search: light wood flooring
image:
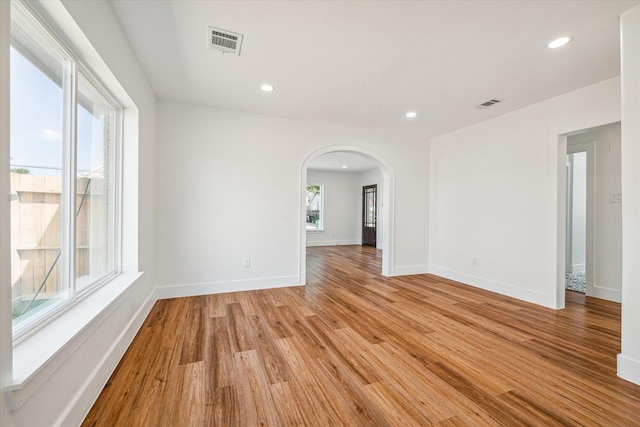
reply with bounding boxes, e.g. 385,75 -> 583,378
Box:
82,245 -> 640,426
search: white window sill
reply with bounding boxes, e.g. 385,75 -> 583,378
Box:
6,271 -> 144,409
306,229 -> 325,233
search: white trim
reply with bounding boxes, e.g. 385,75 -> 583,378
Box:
618,353 -> 640,385
7,272 -> 144,409
154,275 -> 302,300
392,264 -> 430,276
429,265 -> 552,308
590,286 -> 622,303
620,6 -> 640,387
556,135 -> 568,309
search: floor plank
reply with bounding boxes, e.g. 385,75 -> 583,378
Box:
82,245 -> 640,426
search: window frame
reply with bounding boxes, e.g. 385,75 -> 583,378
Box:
306,184 -> 324,232
73,68 -> 123,294
10,0 -> 123,340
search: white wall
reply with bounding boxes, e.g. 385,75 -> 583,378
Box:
0,1 -> 157,426
429,77 -> 621,309
155,100 -> 430,297
306,170 -> 361,246
568,124 -> 622,301
619,5 -> 640,386
594,124 -> 622,299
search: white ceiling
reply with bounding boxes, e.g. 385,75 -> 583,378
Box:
110,0 -> 638,140
308,152 -> 378,173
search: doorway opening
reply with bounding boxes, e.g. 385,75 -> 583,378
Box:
557,122 -> 621,308
299,147 -> 394,283
565,150 -> 587,293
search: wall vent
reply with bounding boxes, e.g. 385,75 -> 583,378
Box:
209,27 -> 243,55
475,99 -> 502,109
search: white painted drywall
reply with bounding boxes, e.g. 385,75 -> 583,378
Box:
0,1 -> 158,426
306,170 -> 361,246
429,77 -> 621,309
594,124 -> 622,300
619,5 -> 640,386
568,124 -> 622,302
155,100 -> 430,295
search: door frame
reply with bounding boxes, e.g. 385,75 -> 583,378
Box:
557,121 -> 621,308
565,154 -> 574,273
300,146 -> 395,282
362,184 -> 377,247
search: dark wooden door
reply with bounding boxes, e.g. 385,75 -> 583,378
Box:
362,184 -> 377,247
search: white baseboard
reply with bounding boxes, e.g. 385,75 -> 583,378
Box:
59,289 -> 156,427
391,264 -> 430,276
306,240 -> 360,247
618,353 -> 640,386
589,285 -> 622,303
154,275 -> 303,300
428,265 -> 552,308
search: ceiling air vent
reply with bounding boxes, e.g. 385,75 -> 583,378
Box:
208,26 -> 243,55
475,99 -> 502,109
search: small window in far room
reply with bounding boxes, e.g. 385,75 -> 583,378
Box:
306,184 -> 323,230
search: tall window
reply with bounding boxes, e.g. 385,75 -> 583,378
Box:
306,185 -> 323,230
10,2 -> 120,334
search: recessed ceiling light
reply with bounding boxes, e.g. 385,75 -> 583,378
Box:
406,111 -> 417,118
547,37 -> 571,49
341,165 -> 348,169
260,84 -> 275,92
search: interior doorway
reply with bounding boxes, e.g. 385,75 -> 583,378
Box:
362,184 -> 377,247
565,150 -> 587,293
558,122 -> 622,306
300,147 -> 394,282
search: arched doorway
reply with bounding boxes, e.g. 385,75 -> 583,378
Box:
299,146 -> 395,284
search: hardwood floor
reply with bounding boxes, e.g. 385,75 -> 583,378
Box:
82,245 -> 640,426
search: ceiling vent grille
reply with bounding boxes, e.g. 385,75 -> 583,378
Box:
209,27 -> 243,55
475,99 -> 502,109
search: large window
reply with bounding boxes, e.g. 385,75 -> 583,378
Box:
9,2 -> 120,335
306,185 -> 323,230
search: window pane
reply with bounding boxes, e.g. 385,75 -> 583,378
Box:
306,185 -> 322,230
10,10 -> 71,327
364,187 -> 376,227
75,75 -> 115,291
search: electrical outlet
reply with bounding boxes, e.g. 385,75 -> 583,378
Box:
472,257 -> 478,266
243,258 -> 251,268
